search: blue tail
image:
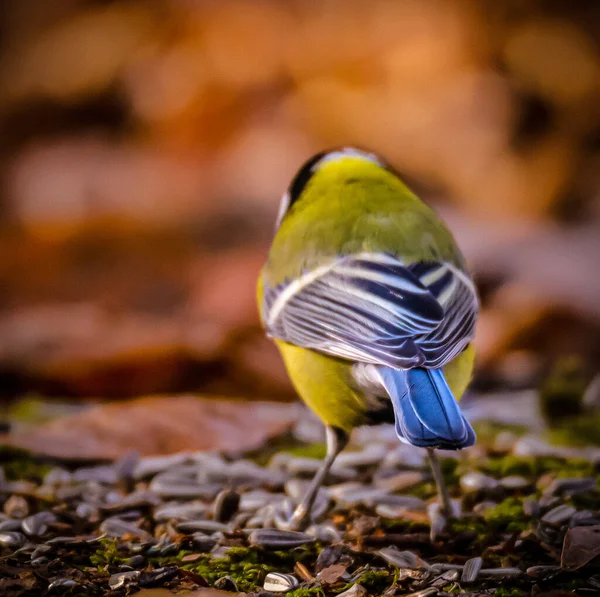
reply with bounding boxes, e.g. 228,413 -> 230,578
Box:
377,367 -> 475,450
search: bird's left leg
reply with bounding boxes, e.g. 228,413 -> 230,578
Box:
282,425 -> 348,532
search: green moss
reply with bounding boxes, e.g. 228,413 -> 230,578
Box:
282,443 -> 327,460
482,454 -> 593,479
548,413 -> 600,446
495,587 -> 524,597
90,539 -> 126,568
447,516 -> 487,537
350,569 -> 393,594
0,445 -> 51,482
539,355 -> 587,423
484,497 -> 529,534
288,588 -> 326,597
181,545 -> 320,592
247,432 -> 326,465
472,421 -> 528,447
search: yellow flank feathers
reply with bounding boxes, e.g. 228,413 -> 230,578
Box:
275,340 -> 368,432
443,344 -> 476,401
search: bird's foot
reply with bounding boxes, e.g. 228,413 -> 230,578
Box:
427,499 -> 461,541
274,504 -> 311,532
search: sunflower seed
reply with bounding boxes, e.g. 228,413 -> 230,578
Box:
461,557 -> 483,582
214,488 -> 240,523
249,528 -> 315,548
479,567 -> 522,578
500,476 -> 531,490
336,585 -> 367,597
154,502 -> 207,521
48,579 -> 80,591
239,489 -> 284,512
526,565 -> 561,579
336,444 -> 387,468
0,531 -> 25,548
541,504 -> 577,526
214,576 -> 238,591
405,589 -> 438,597
432,569 -> 459,586
459,472 -> 498,492
22,512 -> 56,536
306,522 -> 342,544
109,570 -> 141,589
543,477 -> 597,498
150,476 -> 221,500
44,468 -> 72,485
190,533 -> 217,552
176,520 -> 229,534
374,471 -> 426,492
99,517 -> 151,539
75,502 -> 98,520
263,572 -> 299,592
0,519 -> 22,532
378,547 -> 429,570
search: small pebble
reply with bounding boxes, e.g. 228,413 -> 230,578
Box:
263,572 -> 299,592
3,495 -> 29,519
249,528 -> 315,549
461,557 -> 483,583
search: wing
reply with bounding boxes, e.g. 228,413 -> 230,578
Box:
262,253 -> 478,369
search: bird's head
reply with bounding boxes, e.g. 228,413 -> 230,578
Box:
274,147 -> 397,229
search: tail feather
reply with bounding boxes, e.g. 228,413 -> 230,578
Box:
377,366 -> 475,450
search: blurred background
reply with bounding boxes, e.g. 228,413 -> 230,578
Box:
1,0 -> 600,456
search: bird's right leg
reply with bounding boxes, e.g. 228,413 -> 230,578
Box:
426,447 -> 454,517
282,425 -> 348,532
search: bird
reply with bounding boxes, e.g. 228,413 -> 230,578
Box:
257,147 -> 478,531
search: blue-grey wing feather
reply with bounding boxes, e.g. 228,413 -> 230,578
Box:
262,253 -> 477,369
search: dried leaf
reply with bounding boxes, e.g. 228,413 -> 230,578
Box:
561,525 -> 600,570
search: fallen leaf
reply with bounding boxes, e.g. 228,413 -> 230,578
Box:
4,395 -> 300,459
561,525 -> 600,570
319,564 -> 347,585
